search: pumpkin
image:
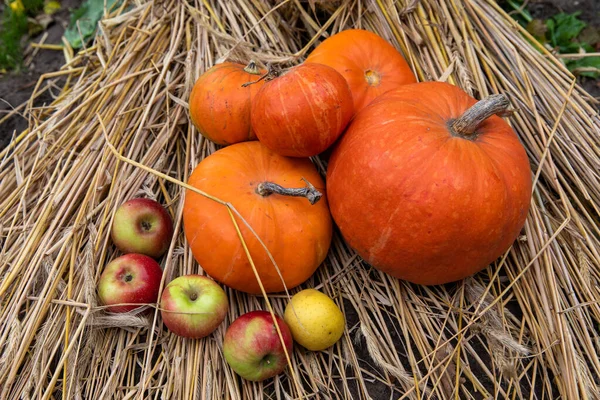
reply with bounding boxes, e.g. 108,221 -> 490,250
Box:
188,61 -> 265,145
251,63 -> 353,158
326,82 -> 532,285
183,141 -> 332,294
305,29 -> 416,113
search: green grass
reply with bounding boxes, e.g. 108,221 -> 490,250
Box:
0,0 -> 45,71
502,0 -> 600,78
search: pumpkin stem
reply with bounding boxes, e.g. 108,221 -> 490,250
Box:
243,60 -> 262,75
255,178 -> 322,205
242,63 -> 281,87
449,94 -> 511,137
364,69 -> 381,87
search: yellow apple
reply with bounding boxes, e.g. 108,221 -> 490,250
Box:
283,289 -> 344,351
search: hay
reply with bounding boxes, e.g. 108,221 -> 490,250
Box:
1,0 -> 599,398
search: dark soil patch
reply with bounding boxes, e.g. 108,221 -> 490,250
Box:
0,0 -> 81,150
528,0 -> 600,100
528,0 -> 600,26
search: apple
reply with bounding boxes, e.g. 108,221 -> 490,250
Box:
283,289 -> 345,351
160,275 -> 228,338
223,311 -> 293,382
98,253 -> 163,313
111,198 -> 174,258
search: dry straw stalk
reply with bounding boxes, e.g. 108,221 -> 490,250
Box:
1,0 -> 599,399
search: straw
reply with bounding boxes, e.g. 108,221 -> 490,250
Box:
0,0 -> 599,398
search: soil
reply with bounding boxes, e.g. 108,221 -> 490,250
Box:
0,0 -> 81,150
528,0 -> 600,100
528,0 -> 600,25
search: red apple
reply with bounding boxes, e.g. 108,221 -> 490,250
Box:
223,311 -> 293,382
97,253 -> 163,313
111,198 -> 173,258
160,275 -> 228,338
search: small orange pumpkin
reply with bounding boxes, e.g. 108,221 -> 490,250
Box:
183,141 -> 332,294
305,29 -> 416,113
251,63 -> 353,158
327,82 -> 532,285
188,62 -> 265,145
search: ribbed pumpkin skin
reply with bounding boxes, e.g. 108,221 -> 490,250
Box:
183,141 -> 333,294
189,62 -> 265,145
251,63 -> 353,158
326,82 -> 532,285
305,29 -> 416,113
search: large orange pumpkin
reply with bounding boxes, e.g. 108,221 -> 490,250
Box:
326,82 -> 532,285
188,62 -> 265,145
305,29 -> 416,113
251,63 -> 353,158
183,141 -> 332,294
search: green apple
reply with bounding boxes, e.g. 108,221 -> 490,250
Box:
160,275 -> 228,338
111,198 -> 174,258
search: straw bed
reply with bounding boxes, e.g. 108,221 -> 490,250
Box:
0,0 -> 599,398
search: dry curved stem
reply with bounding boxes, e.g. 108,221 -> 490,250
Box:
98,116 -> 303,395
449,94 -> 510,137
256,178 -> 322,205
98,125 -> 292,301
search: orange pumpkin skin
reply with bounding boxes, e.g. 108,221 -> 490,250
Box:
189,62 -> 265,145
183,141 -> 332,294
305,29 -> 416,113
326,82 -> 532,285
251,63 -> 353,158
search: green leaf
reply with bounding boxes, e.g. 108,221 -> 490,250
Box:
567,56 -> 600,78
0,6 -> 29,70
64,0 -> 120,49
546,12 -> 587,52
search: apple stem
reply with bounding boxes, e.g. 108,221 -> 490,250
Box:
255,178 -> 322,205
261,355 -> 272,366
141,220 -> 152,231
